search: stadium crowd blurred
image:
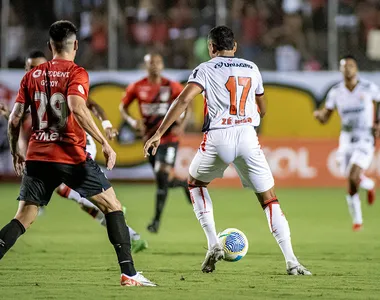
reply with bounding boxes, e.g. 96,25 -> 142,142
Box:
2,0 -> 380,70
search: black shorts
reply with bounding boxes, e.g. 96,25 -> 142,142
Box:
18,156 -> 111,206
148,142 -> 179,168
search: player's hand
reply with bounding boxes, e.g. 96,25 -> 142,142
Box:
105,127 -> 119,140
0,102 -> 10,119
134,119 -> 146,137
102,142 -> 117,170
144,133 -> 161,157
313,110 -> 324,122
12,152 -> 25,177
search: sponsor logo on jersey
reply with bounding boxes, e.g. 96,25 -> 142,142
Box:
341,107 -> 364,114
141,103 -> 169,116
32,70 -> 70,78
214,62 -> 253,69
34,131 -> 61,142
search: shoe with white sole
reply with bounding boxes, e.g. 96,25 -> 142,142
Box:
120,272 -> 156,286
201,244 -> 224,273
287,262 -> 312,276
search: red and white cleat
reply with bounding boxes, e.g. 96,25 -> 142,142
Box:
120,272 -> 156,287
367,188 -> 376,206
352,224 -> 363,232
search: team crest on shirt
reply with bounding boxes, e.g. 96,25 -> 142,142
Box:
159,86 -> 171,102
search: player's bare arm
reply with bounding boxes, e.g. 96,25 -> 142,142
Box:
68,95 -> 116,170
119,102 -> 146,136
172,105 -> 192,136
87,98 -> 118,140
144,83 -> 202,156
8,102 -> 26,176
313,108 -> 333,124
256,95 -> 266,118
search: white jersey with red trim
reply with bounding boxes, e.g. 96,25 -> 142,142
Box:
188,56 -> 264,132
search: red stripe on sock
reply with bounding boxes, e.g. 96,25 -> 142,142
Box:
199,187 -> 206,209
57,185 -> 71,198
269,203 -> 274,232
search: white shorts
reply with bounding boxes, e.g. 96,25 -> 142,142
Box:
336,132 -> 374,176
86,134 -> 97,159
189,126 -> 274,193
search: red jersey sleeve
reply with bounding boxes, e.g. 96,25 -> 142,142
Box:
171,81 -> 184,99
68,67 -> 89,100
122,83 -> 136,108
15,74 -> 29,105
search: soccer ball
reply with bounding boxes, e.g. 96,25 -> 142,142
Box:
218,228 -> 249,262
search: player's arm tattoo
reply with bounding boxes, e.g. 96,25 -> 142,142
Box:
87,98 -> 107,121
8,102 -> 25,154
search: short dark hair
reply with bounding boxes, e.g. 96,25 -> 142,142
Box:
49,20 -> 78,52
27,50 -> 46,60
208,26 -> 235,51
341,54 -> 357,63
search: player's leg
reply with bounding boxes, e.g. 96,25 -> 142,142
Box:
345,146 -> 374,230
234,127 -> 311,275
0,161 -> 57,260
147,144 -> 172,233
188,132 -> 229,273
0,201 -> 35,259
64,157 -> 154,286
346,164 -> 364,230
359,174 -> 375,205
57,180 -> 147,251
165,142 -> 192,204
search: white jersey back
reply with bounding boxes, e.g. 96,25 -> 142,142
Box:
325,80 -> 380,132
188,56 -> 264,132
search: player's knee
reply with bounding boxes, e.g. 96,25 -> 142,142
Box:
187,175 -> 209,187
348,172 -> 360,186
156,169 -> 170,188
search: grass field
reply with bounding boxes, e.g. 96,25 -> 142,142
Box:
1,183 -> 380,299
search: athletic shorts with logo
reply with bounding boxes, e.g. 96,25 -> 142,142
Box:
17,156 -> 111,206
189,126 -> 274,193
336,131 -> 374,177
148,142 -> 178,169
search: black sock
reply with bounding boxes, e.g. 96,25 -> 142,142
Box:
154,171 -> 169,222
0,219 -> 26,260
105,211 -> 136,276
168,178 -> 192,204
168,178 -> 187,188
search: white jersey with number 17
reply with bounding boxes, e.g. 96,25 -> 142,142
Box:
188,56 -> 264,132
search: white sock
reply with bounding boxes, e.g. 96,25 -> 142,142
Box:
128,226 -> 140,241
360,175 -> 375,190
264,201 -> 298,266
346,194 -> 363,224
67,189 -> 82,202
190,187 -> 219,249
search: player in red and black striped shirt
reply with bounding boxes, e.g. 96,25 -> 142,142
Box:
120,53 -> 191,233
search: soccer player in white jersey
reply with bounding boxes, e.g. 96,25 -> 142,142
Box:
144,26 -> 311,275
314,55 -> 379,231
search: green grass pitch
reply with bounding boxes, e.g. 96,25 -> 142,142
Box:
1,183 -> 380,299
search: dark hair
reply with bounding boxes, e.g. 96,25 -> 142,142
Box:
208,26 -> 235,51
341,55 -> 357,63
49,20 -> 78,52
27,50 -> 46,60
